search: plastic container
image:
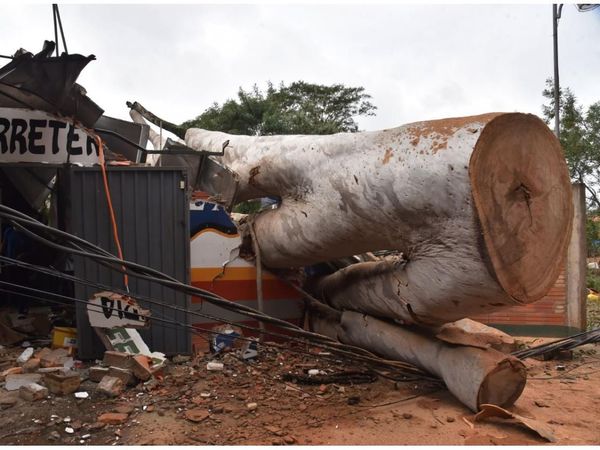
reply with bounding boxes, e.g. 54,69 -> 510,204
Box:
51,327 -> 78,349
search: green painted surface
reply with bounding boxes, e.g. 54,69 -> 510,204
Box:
489,324 -> 581,338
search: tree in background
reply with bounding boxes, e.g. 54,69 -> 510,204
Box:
542,78 -> 600,209
542,78 -> 600,258
181,81 -> 377,136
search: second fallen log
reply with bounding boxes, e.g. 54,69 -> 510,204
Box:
334,311 -> 527,412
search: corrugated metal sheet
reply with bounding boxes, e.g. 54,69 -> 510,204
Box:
59,166 -> 190,359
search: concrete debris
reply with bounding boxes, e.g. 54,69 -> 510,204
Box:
103,351 -> 132,369
206,361 -> 224,371
19,382 -> 48,401
107,366 -> 137,386
96,375 -> 125,397
16,347 -> 34,365
89,366 -> 110,382
5,373 -> 42,391
39,348 -> 71,368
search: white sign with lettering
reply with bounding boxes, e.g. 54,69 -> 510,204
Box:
0,107 -> 100,165
87,291 -> 150,329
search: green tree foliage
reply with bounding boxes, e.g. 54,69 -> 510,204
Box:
587,216 -> 600,257
181,81 -> 377,136
542,78 -> 600,209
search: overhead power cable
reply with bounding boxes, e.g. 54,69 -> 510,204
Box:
0,255 -> 428,376
0,277 -> 429,378
0,205 -> 375,348
0,205 -> 426,376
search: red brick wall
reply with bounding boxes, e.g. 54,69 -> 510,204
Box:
471,270 -> 567,327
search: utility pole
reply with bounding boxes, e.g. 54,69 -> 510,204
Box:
552,4 -> 562,139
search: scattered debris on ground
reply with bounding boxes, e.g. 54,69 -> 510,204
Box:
0,331 -> 599,445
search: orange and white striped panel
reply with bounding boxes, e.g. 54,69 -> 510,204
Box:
189,197 -> 303,342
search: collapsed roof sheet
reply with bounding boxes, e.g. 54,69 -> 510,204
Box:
0,40 -> 103,127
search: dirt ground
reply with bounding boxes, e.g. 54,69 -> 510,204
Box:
1,337 -> 599,446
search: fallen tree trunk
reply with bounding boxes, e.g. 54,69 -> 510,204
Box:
185,113 -> 572,324
313,310 -> 527,412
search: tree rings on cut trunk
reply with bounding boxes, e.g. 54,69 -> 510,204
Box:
469,113 -> 573,303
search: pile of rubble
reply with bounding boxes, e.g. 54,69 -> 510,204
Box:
90,351 -> 159,397
0,332 -> 386,445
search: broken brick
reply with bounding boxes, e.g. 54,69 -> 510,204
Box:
0,367 -> 23,381
22,358 -> 41,373
97,412 -> 129,425
108,366 -> 137,386
40,348 -> 70,368
103,351 -> 132,369
89,366 -> 110,383
184,408 -> 210,423
19,382 -> 48,401
97,375 -> 124,397
44,371 -> 81,395
130,355 -> 152,381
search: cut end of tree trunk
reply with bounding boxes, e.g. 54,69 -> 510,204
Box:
477,356 -> 527,409
470,113 -> 573,304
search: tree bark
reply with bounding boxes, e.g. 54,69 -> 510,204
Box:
185,113 -> 572,324
311,310 -> 527,412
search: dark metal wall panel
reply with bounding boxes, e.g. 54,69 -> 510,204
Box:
61,166 -> 190,360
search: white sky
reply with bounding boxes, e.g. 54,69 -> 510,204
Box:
1,3 -> 599,132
